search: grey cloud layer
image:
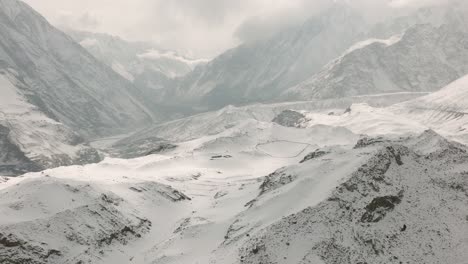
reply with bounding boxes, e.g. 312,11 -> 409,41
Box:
23,0 -> 451,58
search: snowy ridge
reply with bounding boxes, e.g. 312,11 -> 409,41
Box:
117,92 -> 425,149
392,74 -> 468,142
67,30 -> 205,80
292,74 -> 468,145
1,68 -> 468,262
1,127 -> 467,263
0,175 -> 184,263
282,20 -> 468,100
160,3 -> 369,111
154,1 -> 468,115
344,34 -> 403,54
66,29 -> 210,120
137,49 -> 209,69
235,131 -> 468,264
0,117 -> 360,263
1,0 -> 468,263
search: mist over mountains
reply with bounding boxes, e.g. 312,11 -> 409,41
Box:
0,0 -> 467,263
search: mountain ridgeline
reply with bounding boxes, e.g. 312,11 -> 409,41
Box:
153,1 -> 468,114
0,0 -> 158,138
1,0 -> 468,263
0,0 -> 467,175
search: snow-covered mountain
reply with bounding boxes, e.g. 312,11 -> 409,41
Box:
392,74 -> 468,142
282,19 -> 468,100
0,101 -> 363,263
161,3 -> 369,111
113,92 -> 425,156
157,1 -> 468,114
1,0 -> 468,263
66,30 -> 209,120
281,74 -> 468,145
230,131 -> 468,264
67,30 -> 207,82
1,70 -> 467,262
0,70 -> 100,176
1,125 -> 466,263
0,0 -> 157,138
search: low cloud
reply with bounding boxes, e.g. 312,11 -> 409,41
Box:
23,0 -> 453,58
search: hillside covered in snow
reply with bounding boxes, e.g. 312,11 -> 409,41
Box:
283,19 -> 468,100
1,0 -> 468,263
0,0 -> 157,138
1,124 -> 467,263
147,1 -> 468,114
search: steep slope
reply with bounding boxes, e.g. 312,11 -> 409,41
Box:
67,30 -> 209,120
231,131 -> 468,264
0,70 -> 100,176
162,3 -> 369,111
0,0 -> 156,138
392,74 -> 468,142
283,19 -> 468,100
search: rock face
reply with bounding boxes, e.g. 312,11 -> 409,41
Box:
237,131 -> 468,264
0,0 -> 156,138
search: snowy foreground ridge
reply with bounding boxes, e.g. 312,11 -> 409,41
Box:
1,75 -> 468,263
1,129 -> 467,264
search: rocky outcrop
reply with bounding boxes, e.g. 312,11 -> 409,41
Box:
239,132 -> 468,264
110,136 -> 177,159
272,110 -> 307,128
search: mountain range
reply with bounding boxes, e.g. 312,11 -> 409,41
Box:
1,0 -> 468,263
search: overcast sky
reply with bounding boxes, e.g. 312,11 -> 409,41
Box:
22,0 -> 448,58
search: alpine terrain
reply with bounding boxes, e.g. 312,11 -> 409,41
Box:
1,0 -> 467,263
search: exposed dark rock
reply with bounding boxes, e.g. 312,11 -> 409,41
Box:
259,170 -> 296,196
111,136 -> 177,159
0,124 -> 43,176
361,194 -> 403,223
354,136 -> 389,149
300,149 -> 329,163
272,110 -> 307,128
